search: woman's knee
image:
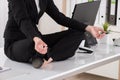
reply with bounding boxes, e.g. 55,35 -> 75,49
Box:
4,38 -> 35,63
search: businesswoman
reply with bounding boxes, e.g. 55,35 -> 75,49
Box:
4,0 -> 105,68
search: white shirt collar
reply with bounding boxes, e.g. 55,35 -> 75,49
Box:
35,0 -> 40,13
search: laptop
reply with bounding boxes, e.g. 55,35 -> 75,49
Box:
72,1 -> 101,53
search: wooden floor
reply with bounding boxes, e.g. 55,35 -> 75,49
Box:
64,73 -> 116,80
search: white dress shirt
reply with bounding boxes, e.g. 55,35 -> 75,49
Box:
35,0 -> 40,13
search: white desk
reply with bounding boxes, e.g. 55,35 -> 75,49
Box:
0,44 -> 120,80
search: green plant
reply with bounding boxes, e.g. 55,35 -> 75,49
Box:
88,0 -> 94,2
103,22 -> 110,34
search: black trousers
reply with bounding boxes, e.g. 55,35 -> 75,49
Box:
4,29 -> 84,63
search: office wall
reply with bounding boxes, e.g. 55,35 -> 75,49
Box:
0,0 -> 8,47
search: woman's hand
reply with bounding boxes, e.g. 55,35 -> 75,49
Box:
33,37 -> 48,54
85,25 -> 105,39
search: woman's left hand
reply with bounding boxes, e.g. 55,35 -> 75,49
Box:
85,25 -> 105,39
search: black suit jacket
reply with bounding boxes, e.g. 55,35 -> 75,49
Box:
4,0 -> 87,41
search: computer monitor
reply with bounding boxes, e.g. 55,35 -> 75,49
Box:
72,1 -> 101,48
72,1 -> 101,25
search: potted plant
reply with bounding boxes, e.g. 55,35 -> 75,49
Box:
102,22 -> 110,34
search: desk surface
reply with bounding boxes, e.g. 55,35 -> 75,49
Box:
0,44 -> 120,80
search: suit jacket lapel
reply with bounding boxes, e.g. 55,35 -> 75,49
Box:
29,0 -> 39,16
28,0 -> 48,23
38,0 -> 47,18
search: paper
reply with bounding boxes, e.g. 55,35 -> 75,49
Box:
0,66 -> 11,73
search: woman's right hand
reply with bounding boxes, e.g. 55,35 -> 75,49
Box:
33,37 -> 48,54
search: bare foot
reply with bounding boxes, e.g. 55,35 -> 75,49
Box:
41,57 -> 53,68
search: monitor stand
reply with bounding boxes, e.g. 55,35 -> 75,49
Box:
78,40 -> 94,54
